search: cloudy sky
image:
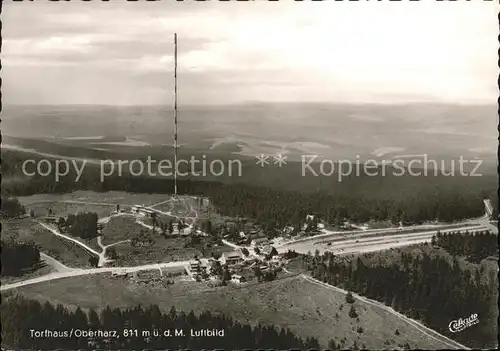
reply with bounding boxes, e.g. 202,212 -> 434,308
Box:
2,0 -> 498,105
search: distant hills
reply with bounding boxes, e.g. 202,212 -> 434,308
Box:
1,103 -> 496,163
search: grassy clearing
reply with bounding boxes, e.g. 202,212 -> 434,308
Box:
100,216 -> 144,244
18,190 -> 171,207
24,201 -> 115,221
16,274 -> 452,349
2,218 -> 95,268
101,216 -> 232,265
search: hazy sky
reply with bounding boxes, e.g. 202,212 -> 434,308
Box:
2,0 -> 498,105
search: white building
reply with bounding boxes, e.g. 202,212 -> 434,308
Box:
251,238 -> 269,247
189,260 -> 201,272
231,274 -> 245,284
220,251 -> 243,266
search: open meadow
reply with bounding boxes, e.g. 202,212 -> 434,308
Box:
18,190 -> 171,207
12,274 -> 456,350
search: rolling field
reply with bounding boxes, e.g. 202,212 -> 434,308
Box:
100,216 -> 145,245
1,218 -> 95,269
14,274 -> 454,349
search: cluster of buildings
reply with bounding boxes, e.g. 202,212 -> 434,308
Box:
188,256 -> 248,284
187,235 -> 281,285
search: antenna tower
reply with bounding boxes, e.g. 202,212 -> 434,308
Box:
173,33 -> 178,197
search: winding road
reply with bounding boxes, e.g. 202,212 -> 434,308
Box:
1,260 -> 190,291
2,196 -> 204,291
2,194 -> 494,350
36,220 -> 111,267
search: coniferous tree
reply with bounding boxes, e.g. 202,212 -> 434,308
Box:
306,248 -> 497,349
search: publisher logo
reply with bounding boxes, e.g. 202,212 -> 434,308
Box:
448,313 -> 479,333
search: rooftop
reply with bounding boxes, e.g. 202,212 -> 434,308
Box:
225,251 -> 241,259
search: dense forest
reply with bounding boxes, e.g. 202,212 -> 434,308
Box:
1,240 -> 41,276
432,230 -> 498,263
1,295 -> 321,350
305,249 -> 498,349
65,212 -> 99,239
206,184 -> 488,229
0,197 -> 26,218
2,150 -> 497,229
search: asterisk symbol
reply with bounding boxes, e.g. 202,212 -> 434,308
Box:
273,153 -> 287,167
255,154 -> 270,167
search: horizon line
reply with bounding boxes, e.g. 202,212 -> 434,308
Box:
2,101 -> 496,108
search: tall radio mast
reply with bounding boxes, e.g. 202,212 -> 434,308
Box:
173,33 -> 178,197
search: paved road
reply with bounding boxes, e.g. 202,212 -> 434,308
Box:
278,224 -> 488,255
276,202 -> 495,255
486,221 -> 498,234
144,197 -> 200,235
484,199 -> 494,218
96,236 -> 130,265
222,239 -> 240,249
9,196 -> 495,298
0,260 -> 191,291
278,223 -> 483,248
37,221 -> 101,257
280,202 -> 494,248
35,220 -> 133,267
40,253 -> 75,273
36,220 -> 112,267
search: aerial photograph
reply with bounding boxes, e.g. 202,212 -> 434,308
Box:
0,0 -> 498,350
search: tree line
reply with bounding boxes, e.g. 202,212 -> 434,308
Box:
65,212 -> 99,239
2,150 -> 496,230
305,250 -> 498,349
432,229 -> 498,263
1,240 -> 40,276
206,184 -> 487,231
1,295 -> 321,350
0,197 -> 26,218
